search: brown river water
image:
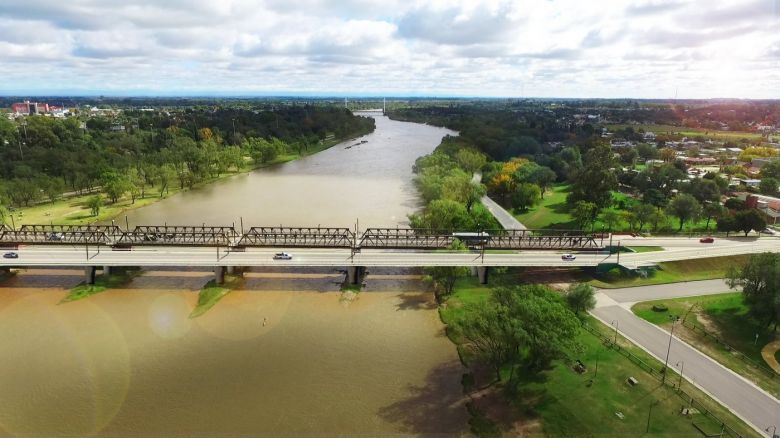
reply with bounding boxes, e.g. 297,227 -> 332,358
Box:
0,115 -> 468,436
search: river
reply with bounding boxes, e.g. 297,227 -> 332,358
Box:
0,115 -> 468,436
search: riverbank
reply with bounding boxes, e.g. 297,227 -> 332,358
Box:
4,132 -> 371,227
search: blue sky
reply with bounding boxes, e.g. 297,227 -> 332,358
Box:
0,0 -> 778,98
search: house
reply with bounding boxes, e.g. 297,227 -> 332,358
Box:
745,194 -> 780,225
738,178 -> 762,188
643,131 -> 656,141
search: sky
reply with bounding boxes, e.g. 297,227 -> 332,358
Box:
0,0 -> 778,98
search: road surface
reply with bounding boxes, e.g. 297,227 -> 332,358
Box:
592,282 -> 780,436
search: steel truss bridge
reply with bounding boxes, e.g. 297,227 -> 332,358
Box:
0,224 -> 602,251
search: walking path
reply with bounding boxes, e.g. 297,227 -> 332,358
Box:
472,173 -> 526,230
762,340 -> 780,374
590,281 -> 780,435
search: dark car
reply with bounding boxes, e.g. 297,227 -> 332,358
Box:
699,237 -> 715,243
3,252 -> 19,259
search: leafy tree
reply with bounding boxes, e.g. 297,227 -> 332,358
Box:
425,240 -> 469,301
565,283 -> 596,315
86,195 -> 103,217
567,145 -> 617,209
449,298 -> 513,382
659,147 -> 676,162
455,149 -> 487,174
572,201 -> 599,231
630,203 -> 655,231
686,179 -> 721,204
702,202 -> 724,230
724,198 -> 747,211
442,170 -> 485,212
760,160 -> 780,180
409,199 -> 472,230
102,172 -> 131,204
759,177 -> 779,197
527,166 -> 557,199
716,214 -> 738,236
727,253 -> 780,331
511,183 -> 541,212
734,209 -> 766,236
666,193 -> 702,231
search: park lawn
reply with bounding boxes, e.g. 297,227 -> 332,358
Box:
514,184 -> 575,229
632,293 -> 780,399
606,123 -> 763,142
588,254 -> 749,288
441,281 -> 759,437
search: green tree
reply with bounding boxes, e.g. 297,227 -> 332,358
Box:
102,172 -> 131,204
565,283 -> 596,315
759,177 -> 779,196
527,166 -> 557,199
455,148 -> 487,174
409,199 -> 472,230
568,145 -> 617,209
86,195 -> 103,217
630,203 -> 655,232
727,253 -> 780,331
425,240 -> 469,301
442,171 -> 485,212
600,210 -> 621,232
702,202 -> 724,230
734,209 -> 766,236
760,160 -> 780,180
716,214 -> 738,236
511,183 -> 541,212
666,194 -> 702,231
572,201 -> 599,231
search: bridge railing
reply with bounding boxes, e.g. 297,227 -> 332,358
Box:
360,228 -> 456,249
116,225 -> 239,246
485,229 -> 600,250
0,229 -> 114,245
236,227 -> 355,248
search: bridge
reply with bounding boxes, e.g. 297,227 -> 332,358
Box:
2,223 -> 778,285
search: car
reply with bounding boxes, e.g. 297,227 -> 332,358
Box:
3,252 -> 19,259
699,237 -> 715,243
561,254 -> 576,261
273,252 -> 293,260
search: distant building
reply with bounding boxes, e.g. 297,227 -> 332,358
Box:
11,101 -> 58,115
745,194 -> 780,225
643,131 -> 656,141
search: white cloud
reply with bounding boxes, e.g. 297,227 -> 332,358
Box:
0,0 -> 777,98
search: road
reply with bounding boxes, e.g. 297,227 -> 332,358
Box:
591,282 -> 780,436
1,237 -> 778,269
472,172 -> 527,230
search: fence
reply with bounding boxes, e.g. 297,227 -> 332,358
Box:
679,316 -> 777,380
581,322 -> 746,438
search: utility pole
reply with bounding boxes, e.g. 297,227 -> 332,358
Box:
662,315 -> 680,384
611,319 -> 619,344
676,361 -> 685,389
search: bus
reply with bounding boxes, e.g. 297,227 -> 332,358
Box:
452,231 -> 490,248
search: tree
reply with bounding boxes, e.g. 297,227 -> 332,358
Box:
511,183 -> 541,212
409,199 -> 472,230
102,173 -> 131,204
659,147 -> 676,162
449,298 -> 514,382
716,214 -> 738,236
567,145 -> 617,209
425,240 -> 469,301
455,149 -> 487,174
734,209 -> 766,236
86,195 -> 103,217
441,171 -> 485,212
527,166 -> 557,199
566,283 -> 596,315
724,197 -> 747,211
760,160 -> 780,180
572,201 -> 598,231
630,203 -> 655,232
666,194 -> 702,231
158,164 -> 176,197
686,179 -> 721,204
702,202 -> 724,230
759,177 -> 779,197
727,253 -> 780,331
600,210 -> 621,232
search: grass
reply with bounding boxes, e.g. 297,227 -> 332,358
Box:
441,279 -> 759,437
627,246 -> 664,253
189,277 -> 241,318
587,254 -> 749,288
632,293 -> 780,399
60,268 -> 139,303
514,184 -> 574,229
605,123 -> 764,142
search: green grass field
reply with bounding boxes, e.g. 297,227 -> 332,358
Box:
440,279 -> 759,437
588,255 -> 749,288
632,293 -> 780,399
60,269 -> 139,303
606,123 -> 764,142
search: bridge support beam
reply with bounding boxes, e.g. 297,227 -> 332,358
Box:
84,266 -> 96,285
346,266 -> 365,285
471,266 -> 478,276
477,266 -> 489,285
214,266 -> 225,285
103,265 -> 112,276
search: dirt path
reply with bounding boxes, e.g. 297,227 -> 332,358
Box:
761,340 -> 780,373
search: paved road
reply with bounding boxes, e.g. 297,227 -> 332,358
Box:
472,172 -> 527,230
592,284 -> 780,435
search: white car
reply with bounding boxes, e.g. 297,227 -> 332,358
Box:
561,254 -> 576,261
273,252 -> 293,260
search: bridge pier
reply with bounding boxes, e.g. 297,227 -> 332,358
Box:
103,265 -> 112,276
477,266 -> 489,285
84,266 -> 96,285
214,266 -> 225,285
346,266 -> 365,285
471,266 -> 478,276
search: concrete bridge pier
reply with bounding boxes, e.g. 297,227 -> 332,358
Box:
85,266 -> 97,285
471,266 -> 478,276
477,266 -> 489,285
103,266 -> 112,276
214,266 -> 225,285
346,266 -> 365,285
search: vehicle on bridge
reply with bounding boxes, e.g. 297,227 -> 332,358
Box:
699,237 -> 715,243
273,252 -> 293,260
561,254 -> 576,261
452,231 -> 490,248
3,252 -> 19,259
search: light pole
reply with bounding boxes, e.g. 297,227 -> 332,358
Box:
662,315 -> 680,384
611,319 -> 619,344
675,361 -> 685,389
766,425 -> 777,438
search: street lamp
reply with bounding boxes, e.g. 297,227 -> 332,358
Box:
675,361 -> 685,389
662,315 -> 680,384
610,319 -> 619,344
766,425 -> 777,438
